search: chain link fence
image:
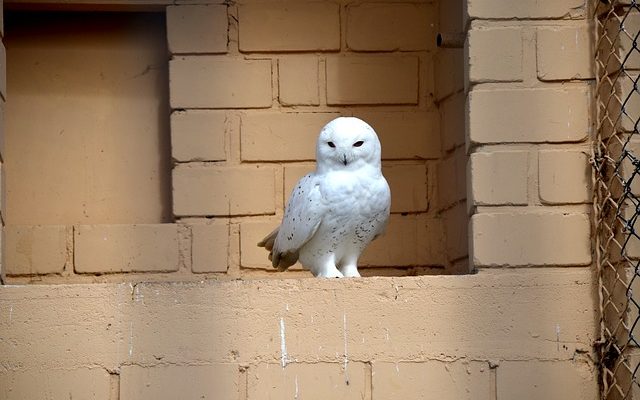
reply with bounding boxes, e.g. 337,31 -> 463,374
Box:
595,0 -> 640,398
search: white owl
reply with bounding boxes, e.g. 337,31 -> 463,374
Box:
258,117 -> 391,278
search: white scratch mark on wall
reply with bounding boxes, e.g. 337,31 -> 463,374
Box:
343,312 -> 349,385
556,323 -> 561,351
9,305 -> 13,324
294,375 -> 299,399
280,317 -> 289,368
129,321 -> 134,358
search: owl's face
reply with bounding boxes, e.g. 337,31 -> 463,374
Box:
316,117 -> 382,172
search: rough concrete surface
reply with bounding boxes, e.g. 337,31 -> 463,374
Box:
0,269 -> 598,398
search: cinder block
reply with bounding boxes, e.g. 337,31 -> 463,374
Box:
437,148 -> 467,209
467,0 -> 585,19
5,225 -> 68,275
618,75 -> 640,132
537,25 -> 593,81
239,3 -> 340,52
360,214 -> 446,267
0,43 -> 6,101
240,112 -> 340,162
278,57 -> 319,106
469,151 -> 529,205
468,27 -> 523,82
443,202 -> 469,262
240,218 -> 282,269
372,361 -> 491,400
247,362 -> 366,400
618,11 -> 640,71
471,212 -> 591,267
468,87 -> 590,144
326,56 -> 419,105
538,150 -> 590,204
350,111 -> 441,160
173,164 -> 276,216
346,3 -> 435,51
166,5 -> 228,54
191,221 -> 229,273
439,0 -> 464,33
0,368 -> 110,400
434,49 -> 464,101
382,163 -> 429,213
497,361 -> 597,400
170,57 -> 272,109
171,110 -> 226,162
74,224 -> 179,273
121,364 -> 239,400
440,92 -> 465,152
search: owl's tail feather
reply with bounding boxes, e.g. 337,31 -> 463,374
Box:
258,227 -> 298,271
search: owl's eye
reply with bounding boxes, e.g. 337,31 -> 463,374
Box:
353,141 -> 364,147
327,141 -> 336,148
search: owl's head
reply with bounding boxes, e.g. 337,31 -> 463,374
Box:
316,117 -> 382,172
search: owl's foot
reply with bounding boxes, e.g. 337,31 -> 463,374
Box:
315,266 -> 344,278
339,264 -> 361,278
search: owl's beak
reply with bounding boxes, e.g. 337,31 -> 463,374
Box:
342,154 -> 348,166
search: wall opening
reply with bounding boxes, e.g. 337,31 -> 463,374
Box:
5,11 -> 172,225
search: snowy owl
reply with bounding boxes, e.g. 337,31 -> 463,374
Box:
258,117 -> 391,278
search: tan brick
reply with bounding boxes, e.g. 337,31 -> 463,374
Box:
440,92 -> 465,151
283,163 -> 314,206
326,56 -> 419,105
247,362 -> 366,400
538,150 -> 590,204
360,214 -> 446,267
434,49 -> 464,101
537,25 -> 593,81
471,212 -> 591,267
346,3 -> 435,51
171,110 -> 226,162
497,361 -> 597,400
468,27 -> 523,82
5,225 -> 68,275
618,11 -> 640,71
278,57 -> 319,106
170,57 -> 271,109
0,43 -> 6,101
469,151 -> 529,206
173,164 -> 276,216
239,3 -> 340,52
443,202 -> 469,261
440,0 -> 464,33
383,163 -> 429,213
350,111 -> 441,160
166,5 -> 228,54
74,224 -> 179,273
468,87 -> 590,144
372,361 -> 491,400
240,112 -> 340,162
191,221 -> 229,273
0,368 -> 110,400
619,137 -> 640,196
467,0 -> 585,19
121,364 -> 239,400
240,218 -> 282,269
619,75 -> 640,132
437,148 -> 467,209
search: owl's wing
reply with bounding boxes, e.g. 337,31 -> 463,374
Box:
259,173 -> 325,271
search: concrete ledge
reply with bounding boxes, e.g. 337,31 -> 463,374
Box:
0,269 -> 596,369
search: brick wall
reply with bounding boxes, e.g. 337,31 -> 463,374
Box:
0,0 -> 601,399
2,0 -> 459,282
